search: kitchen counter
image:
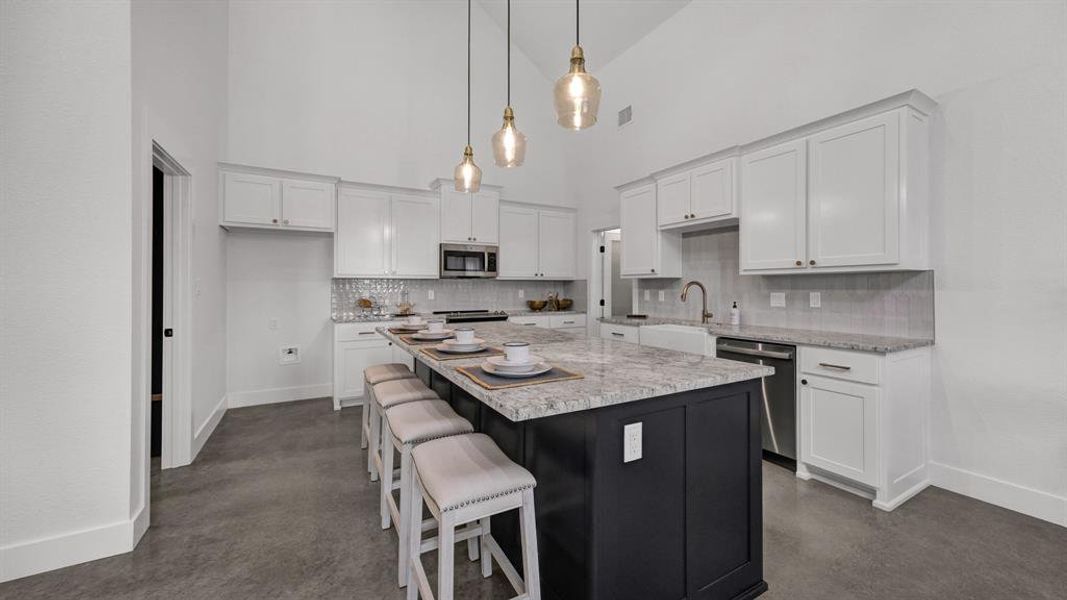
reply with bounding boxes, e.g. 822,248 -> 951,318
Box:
507,309 -> 586,316
598,316 -> 933,353
381,321 -> 772,421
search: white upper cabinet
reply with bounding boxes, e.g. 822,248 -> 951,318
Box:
219,164 -> 336,232
498,202 -> 576,280
739,91 -> 934,275
654,155 -> 738,230
436,182 -> 500,245
335,185 -> 439,278
740,139 -> 808,271
807,112 -> 900,268
618,181 -> 683,278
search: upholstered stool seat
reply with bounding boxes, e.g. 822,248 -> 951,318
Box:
379,400 -> 475,587
359,362 -> 416,451
406,433 -> 541,600
369,378 -> 438,481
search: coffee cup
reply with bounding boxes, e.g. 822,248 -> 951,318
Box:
503,341 -> 531,364
427,320 -> 445,333
406,315 -> 423,325
455,328 -> 475,344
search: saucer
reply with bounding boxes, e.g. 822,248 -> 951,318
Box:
412,329 -> 454,340
486,354 -> 545,372
435,342 -> 486,354
481,361 -> 552,378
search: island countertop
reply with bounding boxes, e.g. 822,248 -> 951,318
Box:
380,322 -> 773,422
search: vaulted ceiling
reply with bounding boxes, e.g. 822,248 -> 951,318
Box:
477,0 -> 691,80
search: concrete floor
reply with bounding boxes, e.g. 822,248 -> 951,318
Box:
3,398 -> 1065,599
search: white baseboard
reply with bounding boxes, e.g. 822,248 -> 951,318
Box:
191,394 -> 228,460
226,383 -> 332,409
0,516 -> 138,583
929,461 -> 1066,527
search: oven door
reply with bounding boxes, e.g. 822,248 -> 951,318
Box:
439,244 -> 497,278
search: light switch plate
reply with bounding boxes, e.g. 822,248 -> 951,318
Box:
658,290 -> 665,302
770,292 -> 786,307
428,289 -> 435,300
517,289 -> 524,299
644,290 -> 651,301
809,292 -> 821,308
623,422 -> 643,463
279,345 -> 301,365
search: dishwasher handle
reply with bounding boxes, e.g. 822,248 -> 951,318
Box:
717,344 -> 794,360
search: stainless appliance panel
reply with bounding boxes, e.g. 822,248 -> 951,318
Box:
439,243 -> 498,278
716,337 -> 797,466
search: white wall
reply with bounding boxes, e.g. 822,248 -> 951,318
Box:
226,230 -> 333,407
569,1 -> 1067,524
227,0 -> 571,207
132,0 -> 230,465
0,0 -> 137,581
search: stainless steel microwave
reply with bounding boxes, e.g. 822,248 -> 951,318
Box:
439,243 -> 498,278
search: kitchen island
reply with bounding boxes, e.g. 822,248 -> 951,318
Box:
381,323 -> 774,600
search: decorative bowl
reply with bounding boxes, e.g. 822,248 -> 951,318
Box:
557,298 -> 574,311
526,300 -> 548,312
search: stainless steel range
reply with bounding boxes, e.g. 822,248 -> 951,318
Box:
433,309 -> 510,324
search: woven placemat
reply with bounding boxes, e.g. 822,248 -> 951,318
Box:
455,365 -> 584,390
399,333 -> 454,345
387,327 -> 425,334
419,346 -> 505,361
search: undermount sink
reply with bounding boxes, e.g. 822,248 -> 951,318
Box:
640,324 -> 713,356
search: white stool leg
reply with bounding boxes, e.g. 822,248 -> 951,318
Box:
360,380 -> 370,449
397,443 -> 413,588
479,516 -> 492,578
380,420 -> 395,529
406,473 -> 424,600
368,399 -> 380,481
437,512 -> 456,600
466,530 -> 479,562
520,488 -> 541,600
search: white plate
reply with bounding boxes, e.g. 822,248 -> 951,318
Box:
435,342 -> 487,354
481,361 -> 552,378
486,354 -> 545,372
412,330 -> 454,340
442,337 -> 485,347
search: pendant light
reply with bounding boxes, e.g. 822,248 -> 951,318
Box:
491,0 -> 527,168
553,0 -> 601,130
454,0 -> 482,192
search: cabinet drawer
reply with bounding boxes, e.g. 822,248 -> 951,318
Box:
800,346 -> 880,385
509,316 -> 550,328
550,314 -> 586,329
600,323 -> 639,344
335,322 -> 396,342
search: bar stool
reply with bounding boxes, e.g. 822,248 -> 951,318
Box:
368,378 -> 437,482
382,399 -> 474,587
361,363 -> 417,451
407,433 -> 540,600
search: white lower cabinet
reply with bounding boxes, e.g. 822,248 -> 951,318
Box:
797,345 -> 931,511
508,313 -> 585,335
332,322 -> 411,410
599,323 -> 639,344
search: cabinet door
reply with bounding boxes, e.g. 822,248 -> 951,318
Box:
470,191 -> 500,244
538,210 -> 576,279
619,185 -> 658,276
740,139 -> 807,271
690,158 -> 735,220
391,194 -> 439,278
656,173 -> 691,227
334,340 -> 396,400
498,204 -> 540,278
335,188 -> 390,277
281,179 -> 335,230
222,172 -> 280,225
800,375 -> 879,486
808,111 -> 900,268
440,189 -> 472,243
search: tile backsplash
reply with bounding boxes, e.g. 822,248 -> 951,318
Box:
635,227 -> 935,339
331,278 -> 585,320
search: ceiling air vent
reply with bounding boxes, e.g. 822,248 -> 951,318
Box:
618,105 -> 633,128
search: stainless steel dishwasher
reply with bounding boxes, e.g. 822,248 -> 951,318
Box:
716,338 -> 797,470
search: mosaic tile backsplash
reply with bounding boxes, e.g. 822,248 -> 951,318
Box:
634,228 -> 935,339
331,278 -> 585,321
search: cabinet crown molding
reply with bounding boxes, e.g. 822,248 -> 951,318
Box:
499,199 -> 577,213
614,176 -> 656,192
218,161 -> 339,183
651,146 -> 741,182
427,178 -> 504,193
338,180 -> 435,198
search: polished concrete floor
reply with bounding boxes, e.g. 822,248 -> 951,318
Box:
3,398 -> 1065,599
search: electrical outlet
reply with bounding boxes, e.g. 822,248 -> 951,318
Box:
517,289 -> 524,299
770,292 -> 786,308
809,292 -> 821,308
279,346 -> 301,365
427,289 -> 435,300
623,422 -> 643,463
644,290 -> 651,301
658,290 -> 665,302
268,318 -> 279,330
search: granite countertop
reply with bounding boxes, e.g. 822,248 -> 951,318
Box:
380,322 -> 773,422
333,310 -> 586,323
507,309 -> 586,316
598,316 -> 933,353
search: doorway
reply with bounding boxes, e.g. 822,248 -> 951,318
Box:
151,166 -> 164,458
589,228 -> 636,334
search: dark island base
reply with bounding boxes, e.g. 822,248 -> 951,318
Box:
416,360 -> 767,600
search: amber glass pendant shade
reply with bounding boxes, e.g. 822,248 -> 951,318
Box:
492,107 -> 527,168
454,145 -> 482,193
